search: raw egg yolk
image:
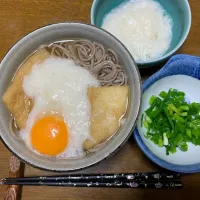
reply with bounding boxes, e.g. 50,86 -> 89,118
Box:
31,116 -> 68,156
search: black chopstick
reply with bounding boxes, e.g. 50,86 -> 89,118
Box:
1,180 -> 183,189
0,172 -> 182,189
1,172 -> 181,183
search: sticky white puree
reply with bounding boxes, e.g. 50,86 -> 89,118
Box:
102,0 -> 173,62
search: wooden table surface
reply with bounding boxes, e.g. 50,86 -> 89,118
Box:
0,0 -> 200,199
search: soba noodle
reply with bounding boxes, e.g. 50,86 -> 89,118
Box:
45,40 -> 127,86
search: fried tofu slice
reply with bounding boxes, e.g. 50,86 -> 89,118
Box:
83,86 -> 128,150
2,49 -> 50,129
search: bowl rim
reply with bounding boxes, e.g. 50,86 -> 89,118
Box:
90,0 -> 192,66
0,22 -> 142,172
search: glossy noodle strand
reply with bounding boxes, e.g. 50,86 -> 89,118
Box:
45,40 -> 127,86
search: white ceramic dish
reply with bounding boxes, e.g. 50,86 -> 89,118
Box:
137,75 -> 200,165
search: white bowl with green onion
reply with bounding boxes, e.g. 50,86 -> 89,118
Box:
135,70 -> 200,173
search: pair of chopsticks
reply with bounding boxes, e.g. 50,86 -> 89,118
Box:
1,172 -> 182,189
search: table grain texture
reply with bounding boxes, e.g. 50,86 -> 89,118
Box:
0,0 -> 200,199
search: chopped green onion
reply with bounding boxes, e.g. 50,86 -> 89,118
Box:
143,89 -> 200,155
173,114 -> 185,123
141,114 -> 144,128
186,129 -> 192,138
146,115 -> 152,123
144,120 -> 149,128
159,91 -> 168,98
179,105 -> 189,111
180,112 -> 188,117
168,104 -> 179,114
158,138 -> 164,147
170,147 -> 177,154
149,95 -> 157,105
192,137 -> 200,145
192,128 -> 200,137
163,133 -> 168,146
173,134 -> 183,146
179,142 -> 188,152
164,107 -> 174,129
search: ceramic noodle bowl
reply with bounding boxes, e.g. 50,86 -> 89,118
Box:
0,23 -> 141,171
